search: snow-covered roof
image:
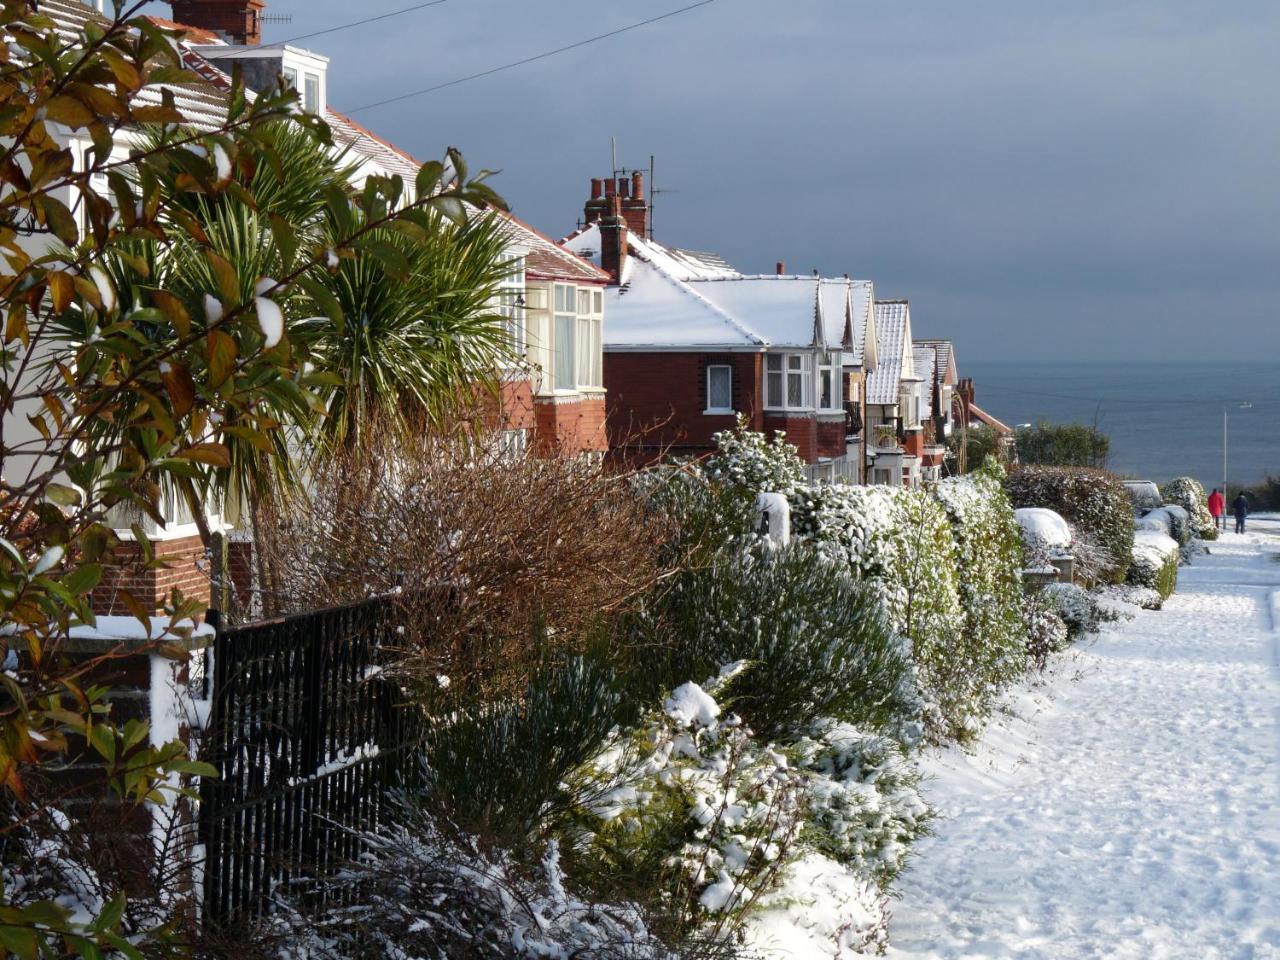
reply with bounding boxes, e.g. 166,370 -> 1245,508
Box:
849,280 -> 875,368
915,338 -> 957,384
867,300 -> 913,405
564,222 -> 845,350
969,402 -> 1012,434
912,344 -> 937,389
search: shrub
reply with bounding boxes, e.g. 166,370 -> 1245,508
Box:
793,483 -> 970,741
1128,532 -> 1180,599
629,542 -> 920,742
421,646 -> 634,844
1123,481 -> 1163,513
792,720 -> 931,887
567,671 -> 807,945
946,425 -> 1007,474
1015,421 -> 1110,468
1041,582 -> 1132,636
704,416 -> 808,500
1096,583 -> 1164,611
933,465 -> 1028,711
1023,593 -> 1069,669
1005,466 -> 1135,584
1160,476 -> 1217,540
1140,506 -> 1191,547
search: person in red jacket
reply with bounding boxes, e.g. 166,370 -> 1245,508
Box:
1208,487 -> 1226,532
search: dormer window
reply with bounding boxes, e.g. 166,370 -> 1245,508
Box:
303,72 -> 320,112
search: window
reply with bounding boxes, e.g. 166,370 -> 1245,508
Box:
554,284 -> 576,390
818,351 -> 840,411
593,290 -> 602,313
786,354 -> 804,407
282,66 -> 298,91
766,354 -> 784,408
303,72 -> 320,112
706,364 -> 732,412
497,256 -> 525,356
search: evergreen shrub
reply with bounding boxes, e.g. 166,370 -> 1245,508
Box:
1160,476 -> 1218,541
1128,532 -> 1180,600
1005,466 -> 1135,584
933,463 -> 1028,714
1023,593 -> 1069,669
631,542 -> 920,741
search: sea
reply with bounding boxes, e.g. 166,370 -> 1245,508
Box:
962,362 -> 1280,491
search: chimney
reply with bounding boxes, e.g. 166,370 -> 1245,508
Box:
620,170 -> 649,238
776,261 -> 786,276
598,196 -> 628,285
170,0 -> 266,44
584,172 -> 649,239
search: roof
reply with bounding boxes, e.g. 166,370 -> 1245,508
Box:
915,338 -> 957,384
969,402 -> 1012,435
867,300 -> 913,405
912,344 -> 937,387
848,280 -> 875,368
498,213 -> 609,284
563,222 -> 844,350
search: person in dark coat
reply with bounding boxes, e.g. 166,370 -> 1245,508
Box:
1232,492 -> 1250,534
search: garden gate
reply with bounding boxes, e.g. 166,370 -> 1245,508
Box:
198,596 -> 417,927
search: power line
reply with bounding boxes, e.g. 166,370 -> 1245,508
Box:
344,0 -> 718,115
264,0 -> 449,48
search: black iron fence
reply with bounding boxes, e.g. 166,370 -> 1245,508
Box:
198,596 -> 417,928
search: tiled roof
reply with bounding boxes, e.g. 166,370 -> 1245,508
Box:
848,280 -> 874,368
912,344 -> 936,387
867,300 -> 912,405
499,213 -> 609,284
969,402 -> 1012,434
325,108 -> 420,180
915,338 -> 956,383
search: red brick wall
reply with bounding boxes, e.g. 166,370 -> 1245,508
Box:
533,395 -> 607,455
816,414 -> 847,460
603,351 -> 764,460
903,429 -> 925,458
93,534 -> 211,615
762,412 -> 818,463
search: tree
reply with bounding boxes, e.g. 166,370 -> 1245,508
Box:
0,1 -> 502,948
1014,421 -> 1110,469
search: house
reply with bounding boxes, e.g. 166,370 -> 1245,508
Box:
15,0 -> 607,613
865,300 -> 925,486
563,175 -> 875,480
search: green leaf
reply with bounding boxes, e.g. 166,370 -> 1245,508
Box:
45,482 -> 81,507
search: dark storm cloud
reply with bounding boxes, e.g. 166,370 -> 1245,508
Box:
146,0 -> 1280,360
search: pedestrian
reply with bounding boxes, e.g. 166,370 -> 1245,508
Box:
1233,491 -> 1250,535
1208,487 -> 1226,532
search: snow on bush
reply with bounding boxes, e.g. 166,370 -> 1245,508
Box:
1128,530 -> 1180,599
934,466 -> 1029,719
792,719 -> 931,887
1005,466 -> 1135,584
1042,582 -> 1135,636
1160,476 -> 1217,541
1015,507 -> 1072,550
1096,583 -> 1164,611
1138,506 -> 1191,547
1023,593 -> 1069,669
270,809 -> 681,958
569,668 -> 807,936
1123,480 -> 1163,512
792,482 -> 969,741
705,416 -> 807,500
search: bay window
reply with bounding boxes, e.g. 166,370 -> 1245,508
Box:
554,284 -> 576,390
551,283 -> 602,391
498,256 -> 525,356
766,353 -> 810,410
818,351 -> 841,411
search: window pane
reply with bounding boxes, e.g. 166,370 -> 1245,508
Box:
820,369 -> 832,409
577,317 -> 591,387
555,314 -> 575,389
787,354 -> 802,371
767,354 -> 782,372
787,371 -> 803,407
708,366 -> 732,409
304,73 -> 319,111
767,371 -> 783,407
594,290 -> 602,313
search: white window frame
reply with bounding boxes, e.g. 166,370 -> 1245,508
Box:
497,256 -> 525,358
705,363 -> 733,414
303,72 -> 321,113
554,283 -> 577,391
765,352 -> 811,411
817,351 -> 841,411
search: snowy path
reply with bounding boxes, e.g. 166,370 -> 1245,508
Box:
886,520 -> 1280,959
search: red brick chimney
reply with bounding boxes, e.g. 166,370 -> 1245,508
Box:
584,174 -> 649,240
598,196 -> 628,285
776,261 -> 786,276
170,0 -> 265,45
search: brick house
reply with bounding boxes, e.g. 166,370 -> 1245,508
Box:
865,300 -> 924,487
563,175 -> 876,479
15,0 -> 607,615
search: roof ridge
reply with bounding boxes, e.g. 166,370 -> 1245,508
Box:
628,247 -> 764,345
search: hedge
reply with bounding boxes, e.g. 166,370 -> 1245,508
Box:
1160,476 -> 1217,541
1004,466 -> 1135,584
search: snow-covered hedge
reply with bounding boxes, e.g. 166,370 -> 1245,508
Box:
1123,480 -> 1163,512
1023,593 -> 1069,669
705,417 -> 807,499
1160,476 -> 1218,541
1015,507 -> 1072,551
934,465 -> 1028,723
1041,581 -> 1134,636
1128,531 -> 1180,599
793,482 -> 971,741
1005,466 -> 1135,584
1138,506 -> 1191,547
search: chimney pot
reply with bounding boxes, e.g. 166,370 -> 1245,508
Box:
631,170 -> 644,199
604,178 -> 616,198
599,196 -> 628,284
619,178 -> 630,199
776,261 -> 786,276
590,178 -> 603,200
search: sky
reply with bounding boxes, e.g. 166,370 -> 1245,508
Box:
144,0 -> 1280,362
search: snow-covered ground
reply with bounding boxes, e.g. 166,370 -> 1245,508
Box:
886,519 -> 1280,959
